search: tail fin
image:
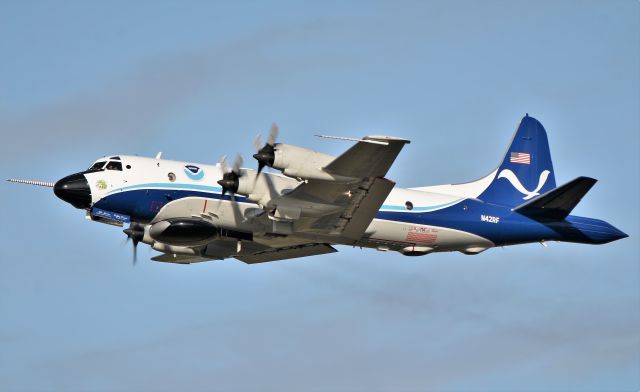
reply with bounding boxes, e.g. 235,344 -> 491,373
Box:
478,114 -> 557,206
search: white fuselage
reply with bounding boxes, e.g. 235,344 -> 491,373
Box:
85,155 -> 495,255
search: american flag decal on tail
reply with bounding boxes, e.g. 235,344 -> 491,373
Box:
510,152 -> 531,164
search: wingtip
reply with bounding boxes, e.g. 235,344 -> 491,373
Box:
364,135 -> 411,144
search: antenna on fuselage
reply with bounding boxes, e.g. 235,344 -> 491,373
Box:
155,152 -> 162,159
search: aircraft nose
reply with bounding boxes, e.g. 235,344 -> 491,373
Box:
53,173 -> 92,209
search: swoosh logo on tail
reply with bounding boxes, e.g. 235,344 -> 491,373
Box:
497,169 -> 550,200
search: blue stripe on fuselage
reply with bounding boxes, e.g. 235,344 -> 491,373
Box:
106,182 -> 224,195
379,198 -> 463,212
95,187 -> 249,222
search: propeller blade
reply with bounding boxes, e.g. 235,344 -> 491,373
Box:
216,194 -> 225,211
232,153 -> 243,173
268,122 -> 279,146
123,224 -> 144,266
218,155 -> 229,174
132,239 -> 138,265
253,134 -> 263,151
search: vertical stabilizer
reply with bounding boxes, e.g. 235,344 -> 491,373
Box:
479,115 -> 557,207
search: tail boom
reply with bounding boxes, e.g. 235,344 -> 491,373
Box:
548,215 -> 628,244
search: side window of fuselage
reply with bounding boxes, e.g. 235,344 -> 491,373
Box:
106,161 -> 122,171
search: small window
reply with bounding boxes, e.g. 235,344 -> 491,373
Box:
126,165 -> 131,169
109,156 -> 121,160
105,161 -> 122,171
168,172 -> 176,182
405,201 -> 414,210
88,161 -> 106,171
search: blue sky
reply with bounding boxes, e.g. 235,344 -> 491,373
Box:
1,1 -> 638,391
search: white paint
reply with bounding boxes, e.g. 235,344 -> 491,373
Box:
497,169 -> 550,200
83,153 -> 495,258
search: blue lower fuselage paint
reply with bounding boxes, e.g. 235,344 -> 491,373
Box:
94,186 -> 625,246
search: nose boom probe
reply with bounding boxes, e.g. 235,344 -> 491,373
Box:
7,179 -> 55,188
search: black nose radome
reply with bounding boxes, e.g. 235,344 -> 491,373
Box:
54,173 -> 91,209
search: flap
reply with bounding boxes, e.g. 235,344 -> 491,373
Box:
338,177 -> 396,239
274,176 -> 396,240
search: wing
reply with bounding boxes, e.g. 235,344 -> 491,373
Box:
324,135 -> 410,179
271,136 -> 410,241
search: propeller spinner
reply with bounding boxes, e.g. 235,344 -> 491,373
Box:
253,123 -> 278,174
217,154 -> 243,196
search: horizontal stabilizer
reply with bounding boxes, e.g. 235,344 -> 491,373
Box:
513,176 -> 597,220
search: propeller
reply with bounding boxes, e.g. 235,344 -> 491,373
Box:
253,122 -> 278,175
123,223 -> 144,265
217,154 -> 243,197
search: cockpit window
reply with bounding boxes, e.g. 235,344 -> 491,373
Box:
88,161 -> 106,171
109,156 -> 121,160
105,161 -> 122,171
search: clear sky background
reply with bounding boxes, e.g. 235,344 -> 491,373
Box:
1,1 -> 638,391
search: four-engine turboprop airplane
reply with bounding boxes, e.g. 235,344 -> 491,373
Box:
8,114 -> 627,264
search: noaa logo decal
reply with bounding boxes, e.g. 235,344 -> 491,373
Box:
96,180 -> 107,190
498,169 -> 550,200
184,165 -> 204,181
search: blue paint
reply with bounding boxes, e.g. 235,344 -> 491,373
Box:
96,183 -> 626,245
95,188 -> 249,222
93,114 -> 626,245
91,207 -> 131,223
183,165 -> 205,180
479,116 -> 556,207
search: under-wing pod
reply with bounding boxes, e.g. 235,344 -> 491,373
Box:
399,246 -> 434,256
149,218 -> 219,246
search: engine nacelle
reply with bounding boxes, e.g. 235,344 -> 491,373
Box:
272,144 -> 354,182
233,169 -> 300,206
149,218 -> 219,246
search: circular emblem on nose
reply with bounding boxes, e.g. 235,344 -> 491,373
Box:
96,180 -> 107,190
184,165 -> 204,180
